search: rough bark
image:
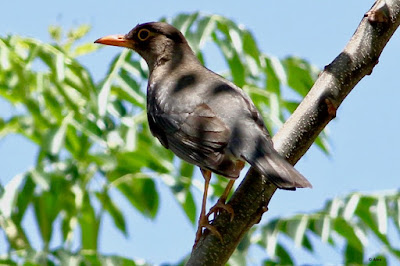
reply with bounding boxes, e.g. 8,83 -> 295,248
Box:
187,0 -> 400,265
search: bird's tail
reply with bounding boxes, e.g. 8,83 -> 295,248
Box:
243,144 -> 312,190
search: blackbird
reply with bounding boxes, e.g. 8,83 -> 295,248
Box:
95,22 -> 312,245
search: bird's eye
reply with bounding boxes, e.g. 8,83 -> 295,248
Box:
138,29 -> 150,41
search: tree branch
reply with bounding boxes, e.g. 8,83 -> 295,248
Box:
187,0 -> 400,264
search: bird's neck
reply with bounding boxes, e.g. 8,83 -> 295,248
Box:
147,44 -> 202,99
148,42 -> 200,75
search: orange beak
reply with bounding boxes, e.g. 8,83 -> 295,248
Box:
94,34 -> 133,48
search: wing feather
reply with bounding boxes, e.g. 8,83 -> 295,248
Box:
148,103 -> 230,168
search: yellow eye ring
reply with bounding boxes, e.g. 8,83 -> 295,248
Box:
138,29 -> 150,41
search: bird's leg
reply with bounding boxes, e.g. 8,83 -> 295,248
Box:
206,179 -> 235,221
194,169 -> 222,247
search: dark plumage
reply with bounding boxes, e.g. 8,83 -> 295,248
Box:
95,22 -> 311,245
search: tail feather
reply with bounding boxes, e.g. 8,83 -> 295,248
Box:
243,146 -> 312,189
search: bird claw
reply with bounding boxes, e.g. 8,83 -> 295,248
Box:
194,214 -> 223,248
206,199 -> 234,222
193,200 -> 235,248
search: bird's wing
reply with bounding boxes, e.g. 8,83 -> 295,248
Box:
149,103 -> 230,167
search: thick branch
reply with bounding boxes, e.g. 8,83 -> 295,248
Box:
187,0 -> 400,265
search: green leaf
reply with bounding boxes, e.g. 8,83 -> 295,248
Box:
65,61 -> 94,98
345,242 -> 363,265
242,30 -> 261,66
65,125 -> 86,158
61,213 -> 75,244
33,192 -> 58,246
113,173 -> 159,219
0,218 -> 30,250
0,259 -> 17,265
282,56 -> 317,97
121,54 -> 148,79
14,174 -> 36,223
48,25 -> 62,42
98,49 -> 130,116
111,147 -> 174,175
311,215 -> 332,244
0,178 -> 32,251
356,196 -> 388,242
282,100 -> 298,113
283,215 -> 309,248
96,190 -> 127,237
67,24 -> 91,41
73,43 -> 99,57
115,70 -> 145,108
212,27 -> 246,87
334,217 -> 364,249
179,161 -> 195,181
55,52 -> 65,82
181,190 -> 197,225
260,219 -> 280,258
90,153 -> 118,172
195,16 -> 217,49
172,12 -> 199,36
46,114 -> 71,155
275,243 -> 294,265
343,193 -> 361,220
79,192 -> 100,250
264,56 -> 285,95
0,173 -> 27,218
42,90 -> 64,122
354,196 -> 400,259
228,27 -> 243,55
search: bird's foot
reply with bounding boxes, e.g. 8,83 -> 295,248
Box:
206,199 -> 234,222
194,214 -> 223,248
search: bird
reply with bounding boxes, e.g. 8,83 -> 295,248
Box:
95,22 -> 312,246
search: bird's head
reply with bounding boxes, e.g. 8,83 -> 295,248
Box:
95,22 -> 193,71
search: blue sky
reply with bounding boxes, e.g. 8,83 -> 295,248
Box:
1,0 -> 399,264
